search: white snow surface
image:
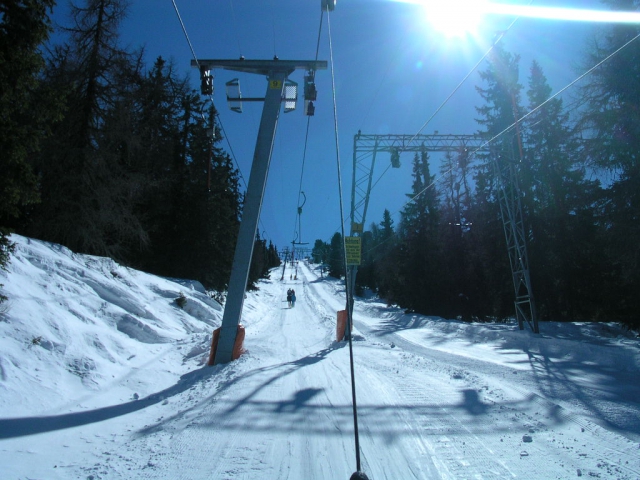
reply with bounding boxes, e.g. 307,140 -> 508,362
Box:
1,234 -> 639,479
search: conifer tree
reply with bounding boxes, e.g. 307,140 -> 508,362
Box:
472,44 -> 526,319
0,0 -> 60,277
247,235 -> 281,288
354,229 -> 375,295
126,65 -> 241,291
167,100 -> 241,291
26,0 -> 144,258
577,2 -> 640,325
391,150 -> 442,314
27,3 -> 244,291
367,209 -> 397,299
439,150 -> 474,318
524,60 -> 605,320
328,232 -> 345,279
267,241 -> 281,270
311,239 -> 328,264
118,56 -> 187,272
248,234 -> 268,289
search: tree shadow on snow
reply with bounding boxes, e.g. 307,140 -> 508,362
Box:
369,311 -> 442,336
517,342 -> 640,437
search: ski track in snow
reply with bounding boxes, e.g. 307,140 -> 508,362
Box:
1,238 -> 639,479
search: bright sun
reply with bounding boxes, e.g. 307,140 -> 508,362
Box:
420,0 -> 489,38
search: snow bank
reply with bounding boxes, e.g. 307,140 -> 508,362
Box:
0,235 -> 221,417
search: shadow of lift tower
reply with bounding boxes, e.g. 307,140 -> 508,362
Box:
346,132 -> 539,334
194,58 -> 327,365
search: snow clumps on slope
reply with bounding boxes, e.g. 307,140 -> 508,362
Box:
0,235 -> 221,417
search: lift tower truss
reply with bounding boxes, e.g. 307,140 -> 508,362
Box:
349,132 -> 538,334
491,142 -> 539,333
194,58 -> 327,365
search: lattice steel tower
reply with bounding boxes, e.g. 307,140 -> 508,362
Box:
349,132 -> 538,333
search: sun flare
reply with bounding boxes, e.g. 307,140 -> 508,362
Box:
421,0 -> 489,38
402,0 -> 640,32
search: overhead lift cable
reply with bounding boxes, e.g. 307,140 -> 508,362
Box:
417,28 -> 640,213
368,3 -> 532,205
171,0 -> 276,242
329,3 -> 534,240
291,8 -> 326,259
171,0 -> 247,187
324,3 -> 369,478
406,10 -> 528,145
216,112 -> 250,193
364,28 -> 640,259
171,0 -> 199,63
366,1 -> 640,222
463,29 -> 640,169
359,26 -> 640,336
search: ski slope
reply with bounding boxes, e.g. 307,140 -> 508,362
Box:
1,235 -> 639,479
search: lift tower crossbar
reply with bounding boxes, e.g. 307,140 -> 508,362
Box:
193,59 -> 327,365
350,133 -> 488,233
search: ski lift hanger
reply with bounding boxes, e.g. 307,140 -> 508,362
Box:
194,58 -> 326,115
225,77 -> 298,114
222,80 -> 298,102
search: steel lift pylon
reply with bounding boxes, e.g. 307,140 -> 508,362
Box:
194,58 -> 327,364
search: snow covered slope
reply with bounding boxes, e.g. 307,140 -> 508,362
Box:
1,235 -> 639,479
0,235 -> 221,418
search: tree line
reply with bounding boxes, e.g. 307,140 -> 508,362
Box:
314,5 -> 640,329
0,0 -> 280,301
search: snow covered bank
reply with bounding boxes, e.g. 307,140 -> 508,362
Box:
0,235 -> 221,420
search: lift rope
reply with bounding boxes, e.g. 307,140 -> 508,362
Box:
409,28 -> 640,216
171,0 -> 199,63
405,7 -> 529,147
171,0 -> 248,189
363,2 -> 532,211
372,1 -> 640,223
464,30 -> 640,166
291,8 -> 326,260
325,6 -> 367,477
171,0 -> 277,243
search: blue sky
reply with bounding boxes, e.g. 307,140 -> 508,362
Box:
53,0 -> 607,251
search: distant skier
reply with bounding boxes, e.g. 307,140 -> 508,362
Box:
291,289 -> 296,308
286,289 -> 292,308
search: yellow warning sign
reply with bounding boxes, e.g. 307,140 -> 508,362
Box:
351,222 -> 364,234
269,79 -> 283,89
345,237 -> 361,266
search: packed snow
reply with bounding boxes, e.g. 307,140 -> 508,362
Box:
1,234 -> 639,479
